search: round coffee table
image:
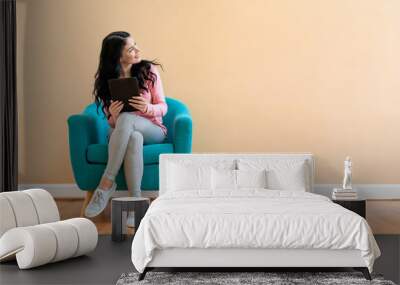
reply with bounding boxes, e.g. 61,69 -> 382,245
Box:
111,197 -> 150,242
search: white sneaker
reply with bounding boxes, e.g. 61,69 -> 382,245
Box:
84,182 -> 117,218
126,211 -> 135,228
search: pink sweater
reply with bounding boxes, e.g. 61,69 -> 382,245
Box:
107,64 -> 168,135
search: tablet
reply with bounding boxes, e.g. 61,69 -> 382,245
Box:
108,77 -> 140,112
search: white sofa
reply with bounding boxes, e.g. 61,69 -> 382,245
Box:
0,189 -> 98,269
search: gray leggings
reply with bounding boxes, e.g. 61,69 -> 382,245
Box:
103,112 -> 166,197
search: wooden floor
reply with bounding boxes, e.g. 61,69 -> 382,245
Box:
55,198 -> 113,235
55,198 -> 400,235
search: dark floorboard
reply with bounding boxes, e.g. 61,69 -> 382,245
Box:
0,235 -> 134,285
1,235 -> 398,285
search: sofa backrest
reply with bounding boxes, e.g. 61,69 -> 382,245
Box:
159,153 -> 314,195
0,189 -> 60,238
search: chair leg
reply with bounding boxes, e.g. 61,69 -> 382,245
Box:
80,191 -> 94,217
354,267 -> 372,280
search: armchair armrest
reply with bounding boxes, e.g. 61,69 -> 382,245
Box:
173,111 -> 192,154
67,114 -> 100,185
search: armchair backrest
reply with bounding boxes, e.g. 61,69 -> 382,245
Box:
82,97 -> 190,143
162,97 -> 191,143
82,103 -> 109,144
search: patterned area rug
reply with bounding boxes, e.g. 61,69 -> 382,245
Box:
116,271 -> 396,285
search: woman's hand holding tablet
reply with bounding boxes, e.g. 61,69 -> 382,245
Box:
109,100 -> 124,120
129,96 -> 148,113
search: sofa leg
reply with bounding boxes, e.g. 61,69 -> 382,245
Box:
80,191 -> 94,217
354,267 -> 372,280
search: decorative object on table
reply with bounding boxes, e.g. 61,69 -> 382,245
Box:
111,197 -> 150,242
332,199 -> 366,218
332,188 -> 358,200
332,156 -> 358,200
343,156 -> 353,190
67,97 -> 192,217
0,189 -> 98,269
116,271 -> 394,285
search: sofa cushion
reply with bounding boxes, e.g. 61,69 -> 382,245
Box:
0,218 -> 97,269
86,143 -> 174,165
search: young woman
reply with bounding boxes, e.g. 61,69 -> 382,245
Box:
85,31 -> 167,218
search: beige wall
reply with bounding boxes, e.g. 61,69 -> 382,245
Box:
17,0 -> 400,185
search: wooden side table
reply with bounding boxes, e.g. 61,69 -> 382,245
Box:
332,199 -> 366,218
111,197 -> 150,242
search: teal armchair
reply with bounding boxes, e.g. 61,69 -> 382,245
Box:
67,97 -> 192,214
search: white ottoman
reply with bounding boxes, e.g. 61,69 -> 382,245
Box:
0,189 -> 98,269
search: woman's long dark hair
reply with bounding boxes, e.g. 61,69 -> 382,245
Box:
93,31 -> 162,118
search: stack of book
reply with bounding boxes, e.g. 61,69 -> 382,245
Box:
332,188 -> 358,200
